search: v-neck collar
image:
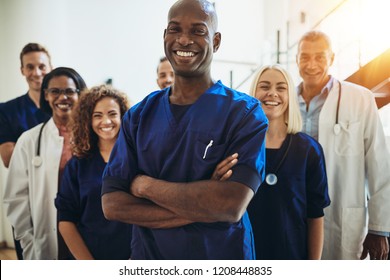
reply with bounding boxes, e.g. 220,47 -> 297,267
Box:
163,81 -> 222,129
266,134 -> 292,173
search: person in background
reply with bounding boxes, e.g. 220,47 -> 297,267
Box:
156,56 -> 174,89
213,64 -> 330,259
296,30 -> 390,259
0,43 -> 52,168
3,67 -> 87,259
55,85 -> 132,260
378,102 -> 390,260
101,0 -> 268,260
379,102 -> 390,151
248,65 -> 330,259
0,43 -> 52,260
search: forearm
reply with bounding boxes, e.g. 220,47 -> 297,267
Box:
307,217 -> 324,260
59,221 -> 94,260
102,191 -> 193,228
0,142 -> 15,168
132,176 -> 253,223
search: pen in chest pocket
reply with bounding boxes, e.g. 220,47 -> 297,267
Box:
203,140 -> 213,159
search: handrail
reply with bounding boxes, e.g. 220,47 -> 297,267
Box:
233,0 -> 352,90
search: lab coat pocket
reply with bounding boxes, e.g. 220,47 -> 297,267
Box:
334,121 -> 363,156
341,207 -> 367,253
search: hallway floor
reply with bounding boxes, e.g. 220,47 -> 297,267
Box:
0,248 -> 17,260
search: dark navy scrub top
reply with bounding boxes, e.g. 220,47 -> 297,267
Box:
247,133 -> 330,260
103,81 -> 268,260
0,93 -> 50,144
55,151 -> 132,260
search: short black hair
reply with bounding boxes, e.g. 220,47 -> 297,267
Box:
157,56 -> 169,73
40,67 -> 87,115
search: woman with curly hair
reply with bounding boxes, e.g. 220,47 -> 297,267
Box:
55,85 -> 132,259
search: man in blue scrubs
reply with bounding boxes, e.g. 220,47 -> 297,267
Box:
0,43 -> 52,168
102,0 -> 268,260
0,43 -> 52,260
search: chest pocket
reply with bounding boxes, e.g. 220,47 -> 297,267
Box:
192,137 -> 227,178
137,130 -> 228,181
334,121 -> 363,156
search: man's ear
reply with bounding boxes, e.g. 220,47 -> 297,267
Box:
163,29 -> 167,39
329,52 -> 335,67
213,32 -> 221,52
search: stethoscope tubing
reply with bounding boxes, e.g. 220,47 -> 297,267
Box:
336,81 -> 342,125
333,81 -> 342,135
32,120 -> 48,167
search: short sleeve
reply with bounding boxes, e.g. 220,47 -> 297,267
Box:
306,140 -> 331,218
102,109 -> 139,195
226,98 -> 268,193
0,104 -> 16,143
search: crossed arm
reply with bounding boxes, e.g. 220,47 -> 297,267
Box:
102,154 -> 245,229
213,153 -> 327,260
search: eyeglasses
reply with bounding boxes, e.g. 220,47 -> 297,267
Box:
46,88 -> 79,97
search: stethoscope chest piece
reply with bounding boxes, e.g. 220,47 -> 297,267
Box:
265,173 -> 278,186
32,156 -> 42,167
333,124 -> 341,135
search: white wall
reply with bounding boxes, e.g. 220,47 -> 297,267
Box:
213,0 -> 265,91
1,0 -> 285,247
0,0 -> 175,104
274,0 -> 390,85
0,0 -> 273,104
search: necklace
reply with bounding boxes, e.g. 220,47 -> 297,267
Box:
265,134 -> 292,186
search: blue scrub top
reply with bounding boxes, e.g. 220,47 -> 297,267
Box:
55,151 -> 132,260
0,93 -> 50,144
103,81 -> 268,260
247,133 -> 330,260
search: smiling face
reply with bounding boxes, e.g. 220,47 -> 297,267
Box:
45,75 -> 79,124
21,51 -> 52,93
164,0 -> 221,78
296,37 -> 334,90
92,97 -> 121,145
255,69 -> 289,123
157,59 -> 174,89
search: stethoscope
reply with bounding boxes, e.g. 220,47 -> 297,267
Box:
31,120 -> 49,167
265,81 -> 342,185
333,81 -> 342,135
265,134 -> 292,186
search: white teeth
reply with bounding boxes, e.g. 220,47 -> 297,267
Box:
101,127 -> 113,132
264,101 -> 279,106
57,104 -> 70,109
177,51 -> 194,57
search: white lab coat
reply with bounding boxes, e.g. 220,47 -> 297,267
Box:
318,80 -> 390,259
379,103 -> 390,152
3,118 -> 63,260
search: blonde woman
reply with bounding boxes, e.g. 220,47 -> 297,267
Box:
214,65 -> 330,259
